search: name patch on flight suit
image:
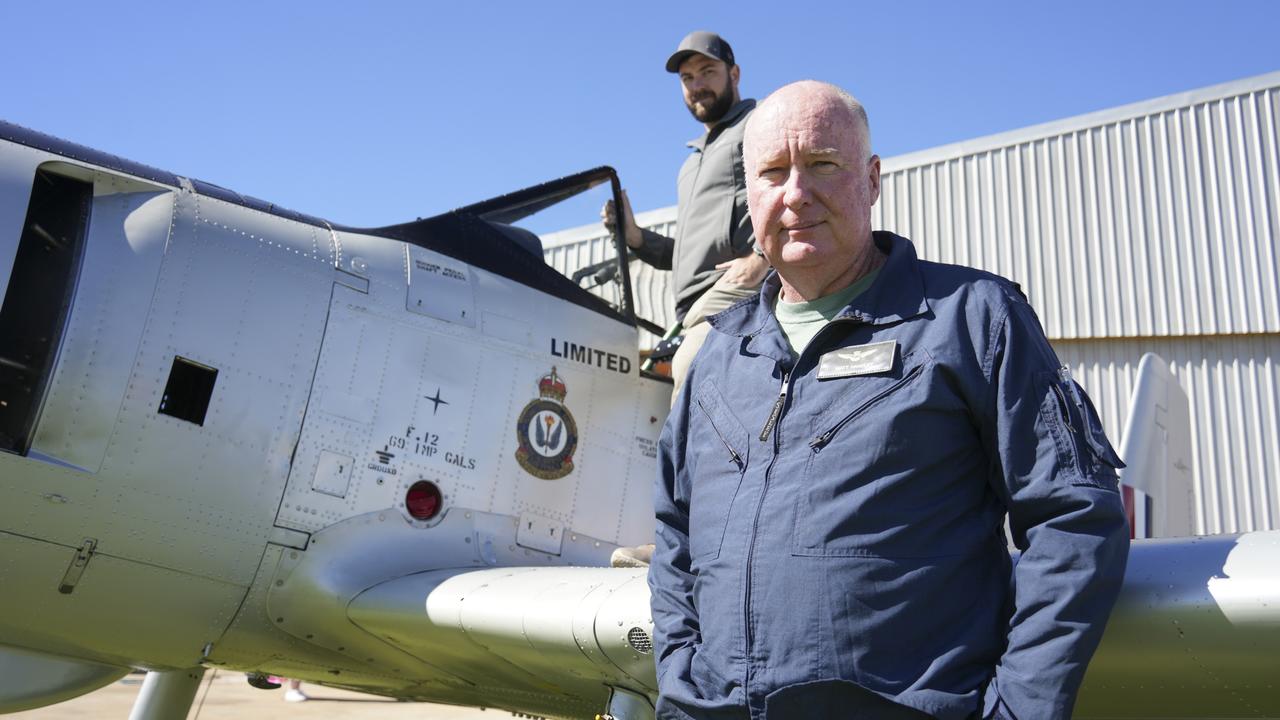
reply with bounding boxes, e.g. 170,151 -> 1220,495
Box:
817,340 -> 898,379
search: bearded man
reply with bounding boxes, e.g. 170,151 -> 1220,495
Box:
603,31 -> 770,396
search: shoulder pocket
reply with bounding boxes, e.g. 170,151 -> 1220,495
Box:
688,381 -> 750,561
1039,369 -> 1123,490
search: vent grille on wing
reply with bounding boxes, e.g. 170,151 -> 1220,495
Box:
626,626 -> 652,654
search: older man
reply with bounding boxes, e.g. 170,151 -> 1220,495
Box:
604,31 -> 769,395
648,81 -> 1130,720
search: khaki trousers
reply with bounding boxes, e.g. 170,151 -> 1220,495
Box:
670,277 -> 762,404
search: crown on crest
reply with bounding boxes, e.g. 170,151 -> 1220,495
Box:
538,367 -> 567,402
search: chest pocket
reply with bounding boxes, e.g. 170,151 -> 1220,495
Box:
688,380 -> 750,561
792,350 -> 935,557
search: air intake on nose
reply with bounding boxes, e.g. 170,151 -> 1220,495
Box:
0,168 -> 92,455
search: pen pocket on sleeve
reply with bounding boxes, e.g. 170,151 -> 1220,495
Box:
1039,369 -> 1124,490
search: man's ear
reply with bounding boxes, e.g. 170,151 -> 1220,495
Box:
868,154 -> 882,205
730,64 -> 741,89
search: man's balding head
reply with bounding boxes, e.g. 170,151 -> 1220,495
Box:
743,81 -> 882,301
747,81 -> 871,161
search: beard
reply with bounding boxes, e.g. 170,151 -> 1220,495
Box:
685,80 -> 736,124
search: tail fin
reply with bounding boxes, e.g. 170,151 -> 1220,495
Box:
1117,353 -> 1195,538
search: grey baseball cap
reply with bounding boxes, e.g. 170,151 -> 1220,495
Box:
665,31 -> 736,73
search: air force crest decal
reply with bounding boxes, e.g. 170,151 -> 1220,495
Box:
515,367 -> 578,480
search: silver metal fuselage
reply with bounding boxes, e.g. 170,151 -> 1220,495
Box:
0,132 -> 667,716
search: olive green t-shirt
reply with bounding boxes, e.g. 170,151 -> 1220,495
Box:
774,269 -> 881,357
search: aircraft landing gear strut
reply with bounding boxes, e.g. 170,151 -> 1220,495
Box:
598,686 -> 654,720
127,668 -> 205,720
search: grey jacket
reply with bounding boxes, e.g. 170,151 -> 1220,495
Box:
634,99 -> 756,322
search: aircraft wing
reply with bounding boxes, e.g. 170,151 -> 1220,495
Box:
349,566 -> 655,712
267,528 -> 1280,720
250,504 -> 658,719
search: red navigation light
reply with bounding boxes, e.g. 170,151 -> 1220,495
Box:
405,481 -> 442,521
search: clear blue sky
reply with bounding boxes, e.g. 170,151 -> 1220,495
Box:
1,2 -> 1277,232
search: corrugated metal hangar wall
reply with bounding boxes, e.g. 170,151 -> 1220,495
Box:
542,71 -> 1280,535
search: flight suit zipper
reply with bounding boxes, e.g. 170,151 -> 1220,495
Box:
743,371 -> 788,655
741,315 -> 867,693
758,379 -> 788,442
